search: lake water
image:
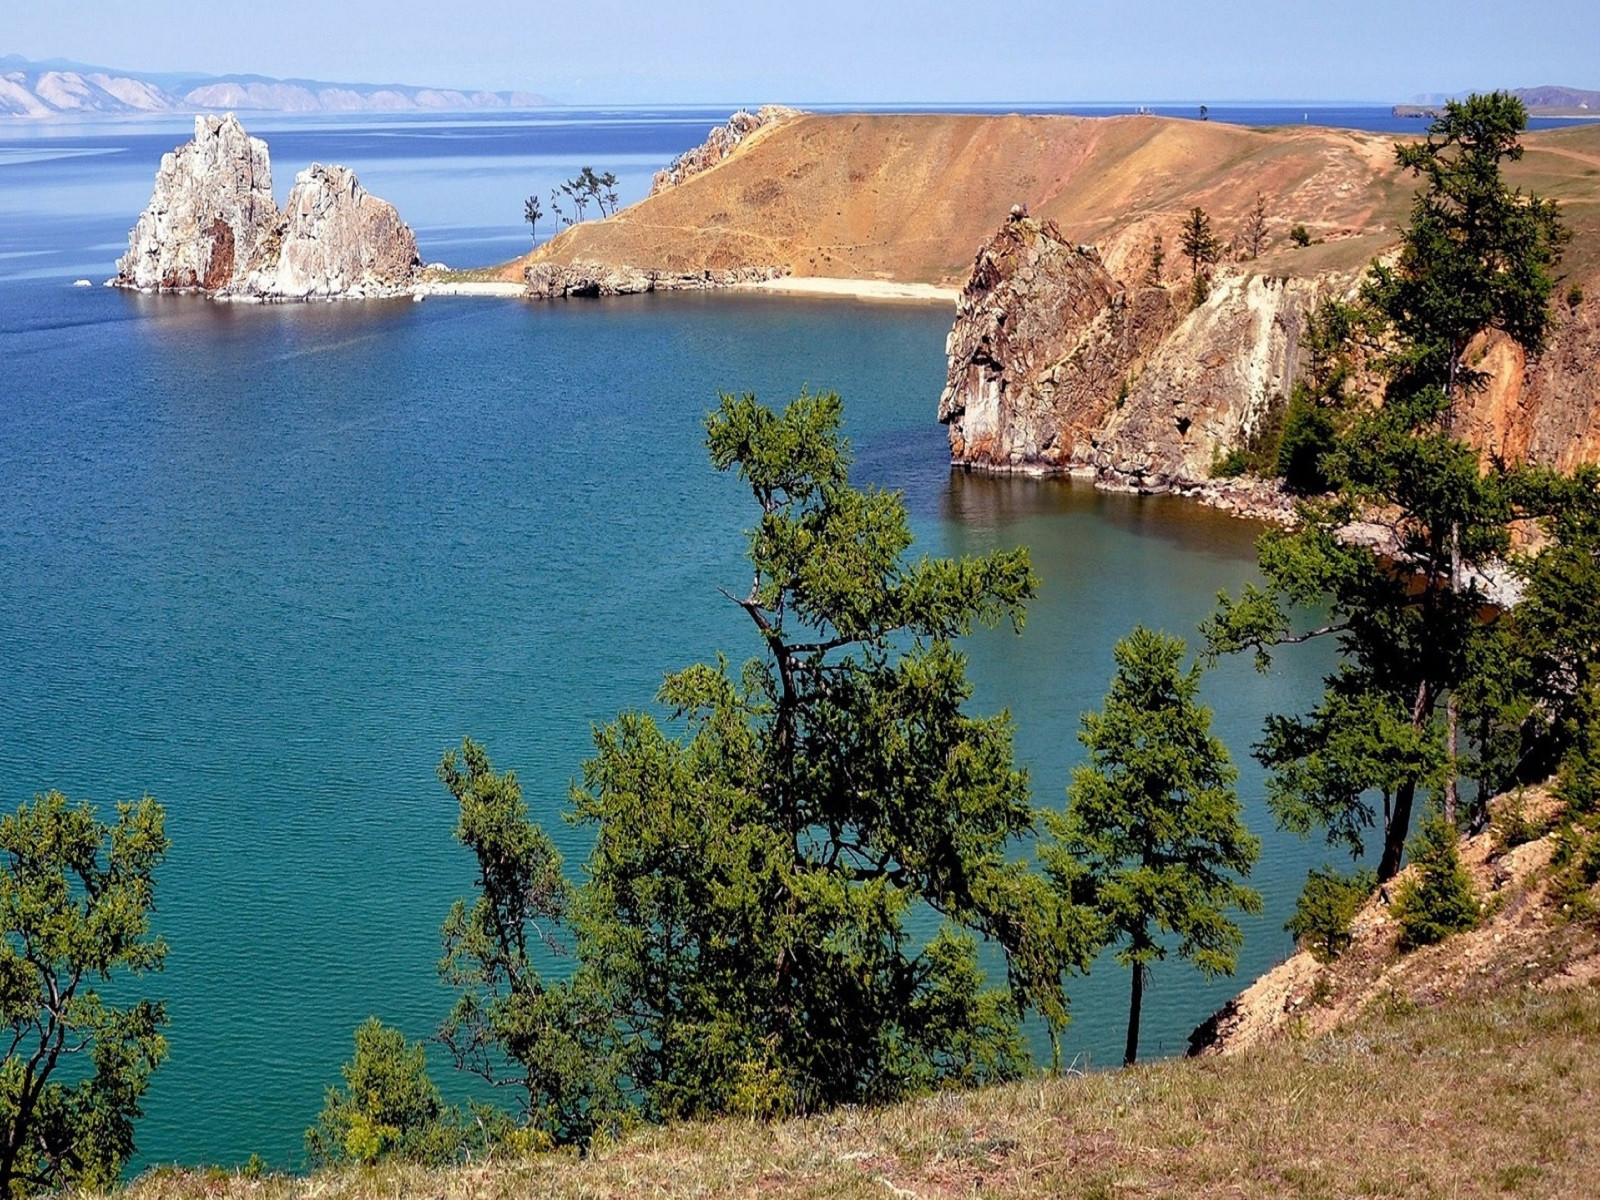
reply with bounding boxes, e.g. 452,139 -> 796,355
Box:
0,108 -> 1351,1169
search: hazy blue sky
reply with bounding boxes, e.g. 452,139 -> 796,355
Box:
8,0 -> 1596,104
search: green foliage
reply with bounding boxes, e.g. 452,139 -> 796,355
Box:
1363,92 -> 1567,399
1391,814 -> 1480,950
1548,819 -> 1600,924
1504,466 -> 1600,799
306,1020 -> 466,1167
0,792 -> 170,1197
1490,790 -> 1543,855
1275,395 -> 1337,494
436,739 -> 620,1147
1568,284 -> 1585,310
441,392 -> 1098,1145
1146,234 -> 1164,285
1189,271 -> 1210,309
1210,395 -> 1289,481
1046,628 -> 1262,1064
1289,224 -> 1311,247
1204,94 -> 1568,885
1179,207 -> 1221,278
1286,866 -> 1375,962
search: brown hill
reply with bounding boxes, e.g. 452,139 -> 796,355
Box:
507,112 -> 1600,290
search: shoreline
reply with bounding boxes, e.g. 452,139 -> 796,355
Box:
736,276 -> 959,303
414,274 -> 962,304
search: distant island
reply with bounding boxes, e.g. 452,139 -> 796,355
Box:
0,53 -> 551,118
1395,84 -> 1598,118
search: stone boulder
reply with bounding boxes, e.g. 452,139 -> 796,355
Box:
939,212 -> 1179,472
115,113 -> 277,291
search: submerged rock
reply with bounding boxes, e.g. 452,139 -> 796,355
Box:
113,115 -> 420,299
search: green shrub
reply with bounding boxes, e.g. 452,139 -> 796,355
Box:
1190,272 -> 1211,309
1548,821 -> 1600,924
1276,395 -> 1338,494
1210,395 -> 1288,480
1490,789 -> 1542,856
1211,447 -> 1249,478
306,1019 -> 467,1167
1287,866 -> 1375,962
1391,815 -> 1481,951
1289,224 -> 1312,247
1569,284 -> 1585,310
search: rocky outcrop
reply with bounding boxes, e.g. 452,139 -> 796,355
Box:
1457,293 -> 1600,472
940,212 -> 1355,489
649,106 -> 802,194
1189,785 -> 1598,1058
523,261 -> 785,299
1090,273 -> 1341,489
938,212 -> 1179,474
114,115 -> 420,300
114,114 -> 277,292
252,165 -> 421,299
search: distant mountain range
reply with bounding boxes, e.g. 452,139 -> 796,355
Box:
1397,86 -> 1598,117
0,55 -> 552,118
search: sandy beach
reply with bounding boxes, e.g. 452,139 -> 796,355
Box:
738,276 -> 959,303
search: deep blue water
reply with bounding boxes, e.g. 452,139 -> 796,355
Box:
2,110 -> 1346,1169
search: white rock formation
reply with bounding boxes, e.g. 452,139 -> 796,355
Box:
115,114 -> 277,292
114,115 -> 420,299
251,165 -> 421,298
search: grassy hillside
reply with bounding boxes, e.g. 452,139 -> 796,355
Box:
118,984 -> 1599,1199
507,112 -> 1600,290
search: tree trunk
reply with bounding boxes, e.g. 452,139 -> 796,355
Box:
1378,779 -> 1417,882
1123,961 -> 1144,1068
1445,523 -> 1461,825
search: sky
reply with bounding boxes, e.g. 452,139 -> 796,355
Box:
7,0 -> 1597,105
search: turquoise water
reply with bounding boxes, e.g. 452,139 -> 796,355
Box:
2,113 -> 1335,1169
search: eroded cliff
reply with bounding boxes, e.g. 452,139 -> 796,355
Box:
114,114 -> 420,299
937,211 -> 1178,472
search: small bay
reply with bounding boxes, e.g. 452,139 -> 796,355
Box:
0,110 -> 1340,1168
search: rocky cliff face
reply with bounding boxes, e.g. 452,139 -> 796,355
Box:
1458,294 -> 1600,471
649,106 -> 802,195
938,213 -> 1179,473
1091,273 -> 1338,488
258,165 -> 421,298
114,115 -> 420,299
941,214 -> 1357,488
115,114 -> 277,292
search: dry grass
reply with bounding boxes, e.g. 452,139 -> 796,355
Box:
113,982 -> 1600,1200
497,113 -> 1600,296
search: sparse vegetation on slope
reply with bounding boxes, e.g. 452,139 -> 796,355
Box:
110,982 -> 1600,1199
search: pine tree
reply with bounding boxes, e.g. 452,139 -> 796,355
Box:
438,392 -> 1098,1144
1180,207 -> 1221,277
1146,233 -> 1165,285
1046,628 -> 1261,1066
